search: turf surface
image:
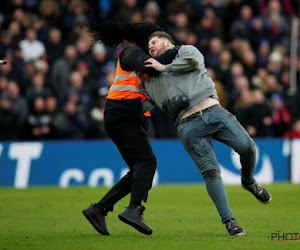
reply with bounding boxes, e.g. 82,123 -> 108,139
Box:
0,183 -> 299,250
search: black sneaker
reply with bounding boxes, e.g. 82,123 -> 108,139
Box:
118,205 -> 153,235
242,181 -> 272,204
225,219 -> 246,236
82,205 -> 111,235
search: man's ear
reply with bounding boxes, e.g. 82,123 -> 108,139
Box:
165,39 -> 172,48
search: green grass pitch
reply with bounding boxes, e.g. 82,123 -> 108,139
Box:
0,183 -> 300,250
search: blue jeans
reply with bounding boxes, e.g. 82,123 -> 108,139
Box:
177,105 -> 256,184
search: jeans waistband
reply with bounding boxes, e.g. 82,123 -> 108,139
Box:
176,104 -> 220,126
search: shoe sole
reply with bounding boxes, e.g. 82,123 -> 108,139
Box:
118,214 -> 153,235
260,194 -> 272,204
82,209 -> 111,236
231,231 -> 246,236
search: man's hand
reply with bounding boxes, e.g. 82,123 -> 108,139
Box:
145,58 -> 166,72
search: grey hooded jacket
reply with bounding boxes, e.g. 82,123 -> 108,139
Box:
142,45 -> 219,123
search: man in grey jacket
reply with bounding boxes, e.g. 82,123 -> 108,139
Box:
143,31 -> 272,236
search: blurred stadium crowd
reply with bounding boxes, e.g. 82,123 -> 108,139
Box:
1,0 -> 300,141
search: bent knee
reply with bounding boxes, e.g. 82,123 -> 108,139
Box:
203,169 -> 221,183
238,138 -> 256,156
243,140 -> 256,157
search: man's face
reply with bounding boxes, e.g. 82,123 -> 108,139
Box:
148,36 -> 168,56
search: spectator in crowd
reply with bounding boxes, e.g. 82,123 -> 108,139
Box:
75,37 -> 92,63
205,37 -> 223,69
39,0 -> 62,28
0,31 -> 14,58
260,0 -> 292,17
31,16 -> 51,44
183,30 -> 201,51
172,12 -> 190,45
0,76 -> 8,95
165,0 -> 194,20
8,21 -> 22,47
143,1 -> 161,24
11,8 -> 26,27
284,117 -> 300,138
66,13 -> 90,44
196,14 -> 220,51
19,28 -> 46,62
216,49 -> 232,86
44,94 -> 60,139
23,97 -> 52,140
270,93 -> 291,137
26,72 -> 52,105
88,42 -> 108,94
251,67 -> 269,90
256,39 -> 271,68
267,50 -> 283,78
224,62 -> 244,95
240,49 -> 258,80
114,0 -> 141,23
51,44 -> 78,103
45,28 -> 65,66
53,99 -> 88,139
265,11 -> 287,46
34,58 -> 50,78
231,39 -> 253,63
7,80 -> 28,126
249,17 -> 266,51
67,70 -> 90,109
19,61 -> 35,95
11,46 -> 25,86
280,69 -> 291,92
244,89 -> 273,137
76,61 -> 94,98
227,73 -> 249,111
63,0 -> 87,33
262,73 -> 283,98
0,93 -> 19,140
0,56 -> 15,81
229,5 -> 253,40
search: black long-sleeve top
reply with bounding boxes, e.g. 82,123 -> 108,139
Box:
120,46 -> 179,76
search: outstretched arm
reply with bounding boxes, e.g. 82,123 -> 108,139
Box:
120,46 -> 179,76
145,45 -> 204,73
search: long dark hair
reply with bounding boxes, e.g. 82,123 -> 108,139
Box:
86,0 -> 163,49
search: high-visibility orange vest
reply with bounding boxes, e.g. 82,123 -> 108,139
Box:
106,54 -> 146,102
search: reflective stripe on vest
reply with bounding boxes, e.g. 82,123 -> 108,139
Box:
113,71 -> 137,82
106,58 -> 146,102
109,84 -> 139,92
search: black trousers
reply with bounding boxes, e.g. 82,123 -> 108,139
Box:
96,99 -> 157,212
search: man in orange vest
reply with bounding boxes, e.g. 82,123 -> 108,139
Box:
82,10 -> 179,236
